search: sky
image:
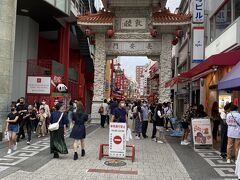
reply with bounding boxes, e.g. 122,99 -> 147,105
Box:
119,56 -> 150,81
117,0 -> 181,81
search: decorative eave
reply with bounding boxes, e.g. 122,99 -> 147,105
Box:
77,11 -> 114,26
152,10 -> 192,26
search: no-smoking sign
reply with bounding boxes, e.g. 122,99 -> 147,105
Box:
109,122 -> 126,158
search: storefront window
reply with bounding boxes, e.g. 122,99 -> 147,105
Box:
210,17 -> 215,42
235,0 -> 240,20
215,1 -> 232,39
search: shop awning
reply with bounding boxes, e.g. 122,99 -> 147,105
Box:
218,62 -> 240,90
165,75 -> 188,88
181,49 -> 240,78
165,49 -> 240,88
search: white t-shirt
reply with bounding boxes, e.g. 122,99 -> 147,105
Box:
101,103 -> 109,115
226,111 -> 240,138
164,107 -> 172,118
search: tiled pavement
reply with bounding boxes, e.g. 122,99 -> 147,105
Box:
1,127 -> 191,180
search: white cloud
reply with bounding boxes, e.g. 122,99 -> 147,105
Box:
166,0 -> 181,12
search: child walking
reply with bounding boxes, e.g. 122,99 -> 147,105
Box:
37,108 -> 47,137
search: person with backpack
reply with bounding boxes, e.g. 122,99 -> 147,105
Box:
99,99 -> 109,128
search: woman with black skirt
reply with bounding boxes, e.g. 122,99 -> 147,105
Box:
70,101 -> 88,160
49,103 -> 68,158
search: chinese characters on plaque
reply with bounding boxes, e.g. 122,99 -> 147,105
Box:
193,0 -> 204,23
121,18 -> 146,29
106,41 -> 160,54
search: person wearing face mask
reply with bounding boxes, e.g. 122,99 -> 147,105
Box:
111,101 -> 128,125
16,97 -> 28,142
141,101 -> 149,138
40,99 -> 51,133
23,105 -> 37,145
5,104 -> 19,154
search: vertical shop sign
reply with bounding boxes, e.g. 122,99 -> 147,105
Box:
193,0 -> 204,23
193,27 -> 204,63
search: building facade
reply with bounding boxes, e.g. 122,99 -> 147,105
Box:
0,0 -> 96,139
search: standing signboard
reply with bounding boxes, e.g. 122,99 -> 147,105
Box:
193,0 -> 204,23
109,122 -> 126,158
27,76 -> 51,94
192,118 -> 213,148
192,27 -> 204,63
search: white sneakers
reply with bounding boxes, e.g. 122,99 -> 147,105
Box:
227,159 -> 231,164
157,140 -> 164,144
7,149 -> 12,154
152,138 -> 157,141
7,142 -> 17,154
13,142 -> 17,151
135,136 -> 141,140
181,141 -> 190,145
27,141 -> 30,145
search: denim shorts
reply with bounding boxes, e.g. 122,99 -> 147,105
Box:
8,124 -> 19,133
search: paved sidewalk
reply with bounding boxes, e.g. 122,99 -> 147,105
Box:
2,127 -> 191,180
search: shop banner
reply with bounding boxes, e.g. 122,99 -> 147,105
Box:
193,0 -> 204,23
27,76 -> 51,94
109,122 -> 126,158
219,94 -> 232,112
192,118 -> 213,146
193,27 -> 204,63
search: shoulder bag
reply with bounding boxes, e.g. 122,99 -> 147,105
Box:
48,113 -> 63,131
231,113 -> 240,126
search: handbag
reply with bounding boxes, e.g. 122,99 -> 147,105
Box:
98,105 -> 104,114
126,128 -> 132,141
48,113 -> 63,131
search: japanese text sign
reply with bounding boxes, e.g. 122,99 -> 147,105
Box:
193,0 -> 204,23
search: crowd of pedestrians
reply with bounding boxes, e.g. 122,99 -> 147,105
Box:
6,95 -> 240,169
5,96 -> 88,161
98,99 -> 174,144
181,101 -> 240,166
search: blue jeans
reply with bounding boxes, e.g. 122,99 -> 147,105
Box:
135,119 -> 142,137
8,124 -> 19,133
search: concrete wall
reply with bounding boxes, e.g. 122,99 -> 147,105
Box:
12,15 -> 39,101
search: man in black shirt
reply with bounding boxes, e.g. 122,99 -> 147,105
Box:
16,97 -> 28,142
23,105 -> 37,145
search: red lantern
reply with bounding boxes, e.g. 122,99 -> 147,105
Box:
150,28 -> 158,38
172,38 -> 178,45
106,28 -> 114,38
85,27 -> 92,37
176,30 -> 183,38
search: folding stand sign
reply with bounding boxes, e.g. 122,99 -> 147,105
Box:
191,118 -> 213,149
99,122 -> 135,162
